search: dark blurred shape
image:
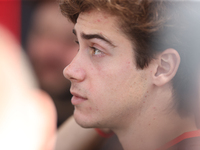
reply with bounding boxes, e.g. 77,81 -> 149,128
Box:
22,0 -> 78,127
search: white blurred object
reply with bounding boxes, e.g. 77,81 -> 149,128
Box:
0,25 -> 57,150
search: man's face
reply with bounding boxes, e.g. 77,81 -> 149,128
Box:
64,9 -> 150,129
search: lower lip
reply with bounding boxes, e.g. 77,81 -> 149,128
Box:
71,96 -> 87,105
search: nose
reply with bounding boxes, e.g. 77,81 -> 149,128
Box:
63,52 -> 86,82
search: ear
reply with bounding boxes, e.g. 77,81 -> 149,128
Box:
152,49 -> 180,86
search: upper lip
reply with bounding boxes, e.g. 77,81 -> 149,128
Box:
70,91 -> 87,99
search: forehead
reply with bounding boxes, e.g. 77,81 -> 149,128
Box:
75,9 -> 122,35
78,9 -> 114,24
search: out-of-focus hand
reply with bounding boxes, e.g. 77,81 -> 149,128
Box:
0,25 -> 57,150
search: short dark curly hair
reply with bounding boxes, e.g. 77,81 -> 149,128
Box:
60,0 -> 200,117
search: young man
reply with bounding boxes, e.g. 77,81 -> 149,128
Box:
59,0 -> 200,149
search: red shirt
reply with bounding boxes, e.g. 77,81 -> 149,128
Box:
157,130 -> 200,150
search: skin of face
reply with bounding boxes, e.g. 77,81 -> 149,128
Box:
63,9 -> 152,129
27,2 -> 78,96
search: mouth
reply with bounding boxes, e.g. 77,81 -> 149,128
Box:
71,91 -> 87,105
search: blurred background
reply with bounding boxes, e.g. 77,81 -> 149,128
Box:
1,0 -> 77,127
21,0 -> 77,127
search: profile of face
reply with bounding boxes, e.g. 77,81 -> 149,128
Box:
64,10 -> 151,129
27,2 -> 78,97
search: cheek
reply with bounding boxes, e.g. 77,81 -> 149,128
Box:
102,64 -> 145,102
88,62 -> 135,102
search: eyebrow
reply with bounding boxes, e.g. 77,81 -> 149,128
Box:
73,29 -> 116,47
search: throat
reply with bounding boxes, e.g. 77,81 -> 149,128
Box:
113,109 -> 198,150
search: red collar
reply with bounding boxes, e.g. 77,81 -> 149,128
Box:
156,129 -> 200,150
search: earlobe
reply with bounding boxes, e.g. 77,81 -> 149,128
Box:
153,49 -> 180,86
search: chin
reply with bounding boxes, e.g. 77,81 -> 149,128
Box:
73,109 -> 100,128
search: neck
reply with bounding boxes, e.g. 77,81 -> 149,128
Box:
112,88 -> 197,150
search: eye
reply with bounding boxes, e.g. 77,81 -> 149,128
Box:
90,47 -> 104,56
94,48 -> 102,55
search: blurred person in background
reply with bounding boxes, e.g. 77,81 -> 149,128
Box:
24,0 -> 78,127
